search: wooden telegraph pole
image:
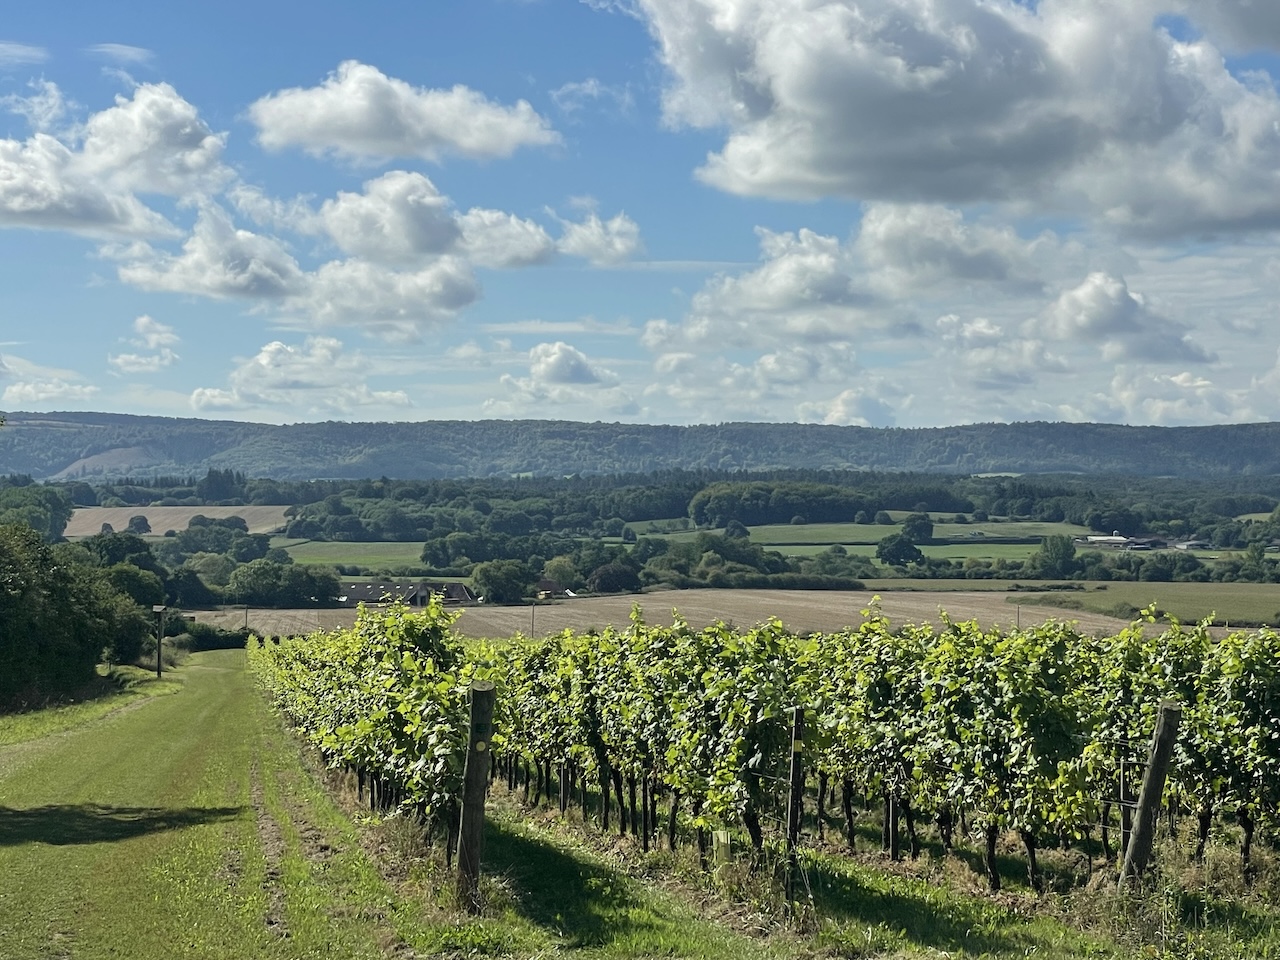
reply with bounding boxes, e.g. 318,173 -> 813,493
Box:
152,605 -> 167,678
457,680 -> 497,913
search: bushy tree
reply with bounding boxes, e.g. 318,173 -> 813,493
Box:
472,559 -> 533,604
876,534 -> 924,567
900,513 -> 934,544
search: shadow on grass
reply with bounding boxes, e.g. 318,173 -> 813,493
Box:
807,857 -> 1028,956
484,822 -> 665,948
0,804 -> 243,847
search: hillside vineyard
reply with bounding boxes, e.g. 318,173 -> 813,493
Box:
251,599 -> 1279,893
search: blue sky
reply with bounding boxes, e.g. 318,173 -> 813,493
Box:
4,0 -> 1280,428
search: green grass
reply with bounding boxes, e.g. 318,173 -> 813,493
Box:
0,666 -> 183,747
277,538 -> 428,569
1007,580 -> 1280,626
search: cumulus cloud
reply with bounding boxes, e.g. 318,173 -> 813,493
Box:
1034,272 -> 1215,364
457,208 -> 555,267
0,353 -> 98,405
320,170 -> 460,264
647,341 -> 867,420
528,341 -> 618,385
556,210 -> 642,265
232,172 -> 554,270
108,315 -> 180,373
282,256 -> 479,339
935,314 -> 1068,391
0,81 -> 227,238
1102,367 -> 1246,425
190,336 -> 410,413
485,341 -> 633,415
118,204 -> 304,298
249,60 -> 559,161
856,203 -> 1051,296
797,383 -> 901,428
635,0 -> 1280,236
680,227 -> 874,346
227,183 -> 323,235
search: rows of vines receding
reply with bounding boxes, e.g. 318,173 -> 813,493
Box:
249,597 -> 1280,890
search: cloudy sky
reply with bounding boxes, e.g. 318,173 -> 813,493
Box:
4,0 -> 1280,428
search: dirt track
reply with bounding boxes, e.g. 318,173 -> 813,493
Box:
196,588 -> 1133,639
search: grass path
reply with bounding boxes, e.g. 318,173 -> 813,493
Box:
0,651 -> 439,958
0,652 -> 788,960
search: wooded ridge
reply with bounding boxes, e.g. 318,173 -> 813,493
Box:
4,411 -> 1280,480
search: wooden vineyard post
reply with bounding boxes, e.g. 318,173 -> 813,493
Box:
1120,701 -> 1182,888
457,680 -> 497,913
785,706 -> 805,904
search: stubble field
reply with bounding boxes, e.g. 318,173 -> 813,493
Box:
195,587 -> 1136,639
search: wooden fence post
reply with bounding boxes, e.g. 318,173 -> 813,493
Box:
457,680 -> 496,913
785,706 -> 805,904
1119,701 -> 1182,888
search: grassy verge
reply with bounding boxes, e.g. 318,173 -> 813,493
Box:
0,665 -> 183,747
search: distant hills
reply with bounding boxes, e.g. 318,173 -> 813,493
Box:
3,411 -> 1280,481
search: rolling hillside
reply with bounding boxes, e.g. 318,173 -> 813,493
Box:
3,410 -> 1280,480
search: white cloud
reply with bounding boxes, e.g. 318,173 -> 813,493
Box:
118,204 -> 304,298
458,207 -> 555,267
856,203 -> 1052,296
797,383 -> 901,428
551,78 -> 633,116
249,60 -> 560,162
79,82 -> 228,196
0,42 -> 48,67
191,336 -> 410,413
0,353 -> 98,405
0,81 -> 227,238
485,341 -> 632,415
320,170 -> 460,264
680,227 -> 874,346
2,379 -> 99,404
635,0 -> 1280,236
934,313 -> 1068,391
556,209 -> 642,265
108,315 -> 180,373
528,341 -> 618,385
1101,367 -> 1247,425
227,184 -> 323,235
3,80 -> 72,133
1034,272 -> 1215,364
86,44 -> 154,64
282,256 -> 479,339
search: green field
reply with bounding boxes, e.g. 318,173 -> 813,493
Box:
275,538 -> 428,569
1009,580 -> 1280,626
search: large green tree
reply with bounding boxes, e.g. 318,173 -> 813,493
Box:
472,560 -> 533,604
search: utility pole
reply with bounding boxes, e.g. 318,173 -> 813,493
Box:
152,605 -> 167,678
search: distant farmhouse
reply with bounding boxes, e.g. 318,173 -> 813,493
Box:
338,579 -> 476,608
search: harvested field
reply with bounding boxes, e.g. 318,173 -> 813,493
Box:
195,587 -> 1136,639
64,505 -> 289,538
